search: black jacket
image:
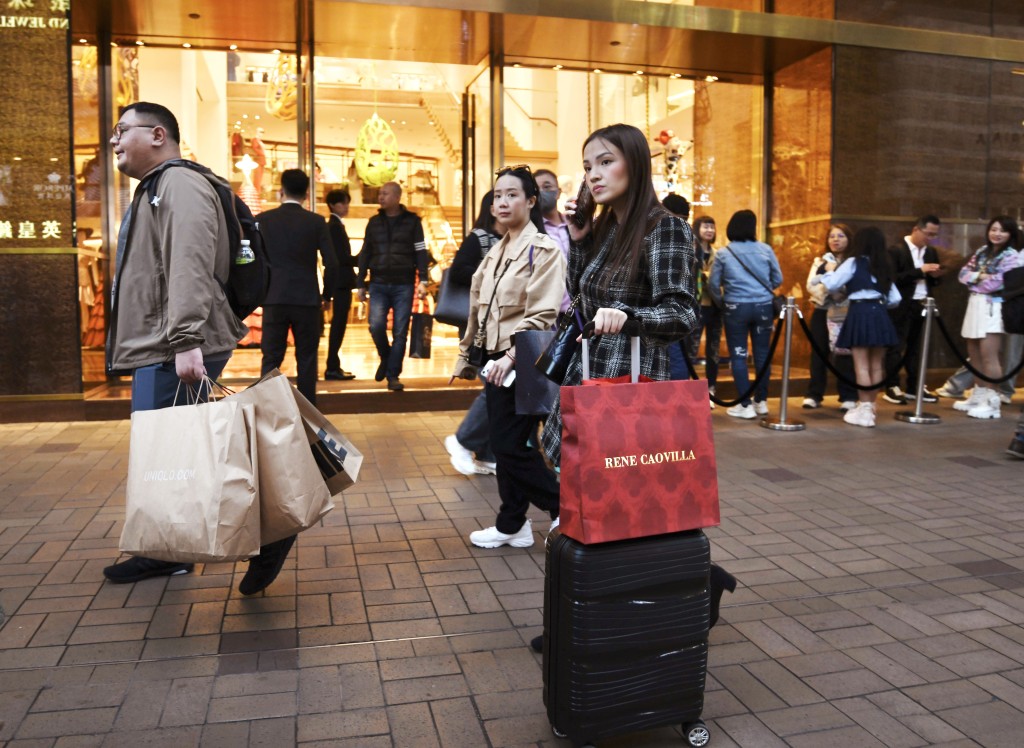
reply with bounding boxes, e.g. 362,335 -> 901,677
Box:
327,213 -> 356,293
358,205 -> 428,286
257,202 -> 339,306
889,240 -> 941,313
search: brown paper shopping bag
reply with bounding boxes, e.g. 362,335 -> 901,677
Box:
119,398 -> 261,563
226,371 -> 335,543
289,386 -> 363,495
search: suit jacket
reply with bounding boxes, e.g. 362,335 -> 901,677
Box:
328,214 -> 356,293
889,241 -> 941,313
257,202 -> 339,306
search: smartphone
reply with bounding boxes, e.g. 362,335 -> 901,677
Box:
481,360 -> 517,387
570,181 -> 595,229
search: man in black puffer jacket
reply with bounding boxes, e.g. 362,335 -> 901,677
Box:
357,181 -> 429,391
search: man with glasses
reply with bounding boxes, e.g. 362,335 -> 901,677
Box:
103,102 -> 293,595
883,215 -> 946,405
357,180 -> 429,391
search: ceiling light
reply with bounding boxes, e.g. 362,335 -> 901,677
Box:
272,49 -> 281,54
671,73 -> 682,79
513,63 -> 521,68
182,43 -> 192,48
79,38 -> 87,44
593,69 -> 602,74
553,64 -> 563,70
242,114 -> 248,119
635,70 -> 644,75
229,44 -> 238,50
50,157 -> 58,162
136,41 -> 144,46
254,115 -> 260,120
705,75 -> 718,82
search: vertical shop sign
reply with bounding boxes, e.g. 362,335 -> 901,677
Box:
0,0 -> 81,396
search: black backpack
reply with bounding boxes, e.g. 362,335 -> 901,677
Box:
1002,265 -> 1024,335
146,159 -> 270,320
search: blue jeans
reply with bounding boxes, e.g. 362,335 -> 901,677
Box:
130,356 -> 230,413
723,301 -> 773,406
368,282 -> 415,380
667,342 -> 690,380
456,387 -> 494,463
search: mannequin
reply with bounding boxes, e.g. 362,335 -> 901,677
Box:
251,127 -> 267,193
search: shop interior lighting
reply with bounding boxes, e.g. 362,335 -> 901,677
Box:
553,64 -> 563,70
229,44 -> 238,50
705,75 -> 718,82
182,43 -> 192,48
593,69 -> 602,74
635,70 -> 644,75
78,38 -> 87,43
136,41 -> 144,46
1012,68 -> 1024,76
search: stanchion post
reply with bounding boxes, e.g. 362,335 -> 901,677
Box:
896,297 -> 941,425
761,296 -> 806,432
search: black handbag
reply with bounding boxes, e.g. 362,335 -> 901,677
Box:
535,295 -> 583,384
513,330 -> 560,415
433,268 -> 470,329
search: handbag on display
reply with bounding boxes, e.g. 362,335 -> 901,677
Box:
535,295 -> 583,384
558,322 -> 721,545
433,267 -> 470,329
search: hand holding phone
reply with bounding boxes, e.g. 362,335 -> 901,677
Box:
481,359 -> 516,387
570,181 -> 595,230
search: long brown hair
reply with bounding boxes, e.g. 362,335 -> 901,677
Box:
583,124 -> 668,289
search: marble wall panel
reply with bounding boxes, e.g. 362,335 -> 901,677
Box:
836,0 -> 1005,36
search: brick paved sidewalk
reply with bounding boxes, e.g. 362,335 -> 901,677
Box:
0,400 -> 1022,747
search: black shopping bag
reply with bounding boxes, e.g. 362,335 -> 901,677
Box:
409,312 -> 433,359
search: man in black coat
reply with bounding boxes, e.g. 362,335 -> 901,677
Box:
257,169 -> 339,405
883,214 -> 946,405
324,189 -> 357,380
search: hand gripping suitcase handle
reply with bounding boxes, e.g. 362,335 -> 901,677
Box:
581,319 -> 642,383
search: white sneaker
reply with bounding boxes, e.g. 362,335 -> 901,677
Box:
801,398 -> 820,409
726,403 -> 757,419
709,398 -> 716,410
840,401 -> 857,412
935,384 -> 963,399
966,389 -> 1001,420
843,402 -> 874,427
953,388 -> 983,412
473,460 -> 497,475
999,392 -> 1013,405
754,400 -> 769,416
445,435 -> 478,476
469,520 -> 534,549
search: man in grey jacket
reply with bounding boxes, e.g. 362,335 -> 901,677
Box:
103,102 -> 292,595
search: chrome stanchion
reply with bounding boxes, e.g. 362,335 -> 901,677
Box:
762,296 -> 806,432
896,297 -> 941,424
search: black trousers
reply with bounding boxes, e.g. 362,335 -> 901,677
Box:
261,304 -> 320,405
807,308 -> 857,403
325,291 -> 353,373
485,376 -> 560,534
885,301 -> 925,391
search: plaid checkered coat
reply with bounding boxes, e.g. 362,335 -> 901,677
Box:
542,209 -> 698,466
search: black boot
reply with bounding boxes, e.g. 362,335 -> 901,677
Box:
239,535 -> 297,595
709,564 -> 737,628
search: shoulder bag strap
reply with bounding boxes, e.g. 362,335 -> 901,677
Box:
727,247 -> 775,295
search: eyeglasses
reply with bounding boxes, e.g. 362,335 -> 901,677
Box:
112,123 -> 157,141
495,163 -> 531,176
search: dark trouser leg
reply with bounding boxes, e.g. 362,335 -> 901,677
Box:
291,305 -> 322,406
885,307 -> 912,389
260,305 -> 289,377
325,292 -> 352,373
486,379 -> 560,535
387,283 -> 415,379
703,305 -> 722,387
807,308 -> 829,402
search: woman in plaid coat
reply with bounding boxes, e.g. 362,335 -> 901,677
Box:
541,124 -> 699,467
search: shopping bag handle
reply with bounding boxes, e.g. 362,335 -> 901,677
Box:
581,319 -> 642,383
173,375 -> 221,406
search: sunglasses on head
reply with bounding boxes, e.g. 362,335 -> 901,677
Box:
495,163 -> 531,176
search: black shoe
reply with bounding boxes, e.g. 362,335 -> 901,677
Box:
387,378 -> 404,391
103,556 -> 193,584
530,635 -> 543,653
1007,438 -> 1024,460
325,370 -> 356,381
374,362 -> 387,382
239,535 -> 297,595
709,564 -> 737,628
882,386 -> 907,405
907,387 -> 938,404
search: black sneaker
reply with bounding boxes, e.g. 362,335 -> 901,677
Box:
907,387 -> 938,404
239,534 -> 297,595
882,386 -> 907,405
387,378 -> 405,391
374,362 -> 387,382
103,556 -> 193,583
530,635 -> 543,653
1007,438 -> 1024,460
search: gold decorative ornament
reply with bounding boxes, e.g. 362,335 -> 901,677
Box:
354,113 -> 398,187
265,53 -> 298,121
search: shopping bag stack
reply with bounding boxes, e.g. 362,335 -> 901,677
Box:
119,370 -> 362,562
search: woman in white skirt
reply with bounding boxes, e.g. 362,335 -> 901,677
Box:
954,216 -> 1022,419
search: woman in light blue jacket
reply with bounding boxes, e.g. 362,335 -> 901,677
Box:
708,210 -> 783,419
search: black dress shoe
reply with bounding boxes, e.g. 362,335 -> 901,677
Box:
103,556 -> 193,583
709,564 -> 737,628
374,362 -> 387,382
387,378 -> 404,391
239,535 -> 297,595
325,370 -> 356,381
530,635 -> 543,653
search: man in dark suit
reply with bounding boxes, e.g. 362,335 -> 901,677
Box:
257,169 -> 339,405
883,214 -> 946,405
323,189 -> 357,381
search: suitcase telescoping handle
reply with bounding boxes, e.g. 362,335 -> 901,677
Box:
581,319 -> 643,383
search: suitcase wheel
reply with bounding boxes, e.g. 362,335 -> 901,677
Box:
684,720 -> 710,747
551,725 -> 567,739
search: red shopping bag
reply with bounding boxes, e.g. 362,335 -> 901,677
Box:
559,328 -> 720,544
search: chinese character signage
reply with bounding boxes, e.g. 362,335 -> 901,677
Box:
0,0 -> 72,250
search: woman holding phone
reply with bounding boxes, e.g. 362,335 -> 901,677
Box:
452,165 -> 566,550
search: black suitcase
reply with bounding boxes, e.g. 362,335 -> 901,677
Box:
543,528 -> 712,747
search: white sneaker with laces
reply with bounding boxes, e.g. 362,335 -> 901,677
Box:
953,388 -> 984,412
935,384 -> 963,399
469,520 -> 534,549
754,400 -> 769,416
801,398 -> 820,409
966,388 -> 1001,420
840,401 -> 857,412
473,460 -> 497,475
726,403 -> 757,419
445,435 -> 478,476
